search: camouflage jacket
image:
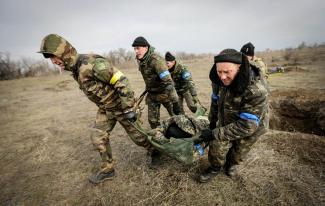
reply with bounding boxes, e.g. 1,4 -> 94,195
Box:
137,47 -> 178,102
39,34 -> 135,113
208,64 -> 269,141
170,61 -> 197,96
72,54 -> 135,112
250,57 -> 268,78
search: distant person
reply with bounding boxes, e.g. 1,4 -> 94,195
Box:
164,51 -> 205,114
132,36 -> 181,129
241,42 -> 269,79
38,34 -> 152,184
198,49 -> 269,183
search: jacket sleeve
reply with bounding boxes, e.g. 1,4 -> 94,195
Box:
181,68 -> 197,96
208,83 -> 219,123
91,58 -> 135,111
152,58 -> 178,103
212,84 -> 267,141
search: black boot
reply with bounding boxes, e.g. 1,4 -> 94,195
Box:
199,166 -> 221,183
89,170 -> 115,184
224,164 -> 237,177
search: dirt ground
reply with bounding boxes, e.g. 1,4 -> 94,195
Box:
0,53 -> 324,205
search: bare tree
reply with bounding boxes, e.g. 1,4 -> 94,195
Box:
0,52 -> 21,80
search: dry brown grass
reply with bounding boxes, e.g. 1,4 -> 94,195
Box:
0,49 -> 324,205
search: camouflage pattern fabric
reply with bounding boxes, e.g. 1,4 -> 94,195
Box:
208,70 -> 269,167
137,47 -> 179,128
178,90 -> 197,114
134,114 -> 210,165
208,132 -> 259,167
39,34 -> 77,71
250,57 -> 268,79
146,93 -> 174,129
169,61 -> 199,114
39,34 -> 151,172
92,109 -> 151,173
170,62 -> 197,96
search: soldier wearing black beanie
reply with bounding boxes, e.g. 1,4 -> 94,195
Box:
165,52 -> 176,61
198,48 -> 269,183
132,36 -> 150,47
164,51 -> 205,114
240,42 -> 269,79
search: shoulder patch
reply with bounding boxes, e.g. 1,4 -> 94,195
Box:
182,71 -> 191,80
92,58 -> 112,82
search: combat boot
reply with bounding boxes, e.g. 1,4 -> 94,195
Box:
224,164 -> 237,177
199,166 -> 221,183
88,170 -> 115,184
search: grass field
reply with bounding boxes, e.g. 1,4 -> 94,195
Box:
0,48 -> 324,205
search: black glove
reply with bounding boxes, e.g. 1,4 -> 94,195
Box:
209,121 -> 217,130
172,102 -> 181,115
199,129 -> 215,142
124,111 -> 137,122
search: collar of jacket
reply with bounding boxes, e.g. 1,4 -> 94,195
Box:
139,46 -> 155,65
169,61 -> 181,74
62,46 -> 78,72
70,54 -> 84,80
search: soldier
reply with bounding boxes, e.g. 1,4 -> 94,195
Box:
241,42 -> 269,79
38,34 -> 152,184
132,37 -> 181,129
198,49 -> 269,183
164,52 -> 203,114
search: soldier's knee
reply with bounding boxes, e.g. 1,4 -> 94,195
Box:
90,133 -> 110,152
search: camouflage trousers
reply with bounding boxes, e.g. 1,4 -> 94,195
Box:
90,108 -> 151,173
208,135 -> 259,168
146,93 -> 175,129
178,90 -> 197,114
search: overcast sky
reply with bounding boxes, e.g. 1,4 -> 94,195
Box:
1,0 -> 325,60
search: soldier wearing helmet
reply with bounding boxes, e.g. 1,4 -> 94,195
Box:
39,34 -> 152,184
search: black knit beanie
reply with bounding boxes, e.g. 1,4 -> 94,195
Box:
240,42 -> 255,56
165,52 -> 176,61
132,36 -> 150,47
214,49 -> 242,64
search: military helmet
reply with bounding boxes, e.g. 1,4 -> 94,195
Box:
38,34 -> 78,71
